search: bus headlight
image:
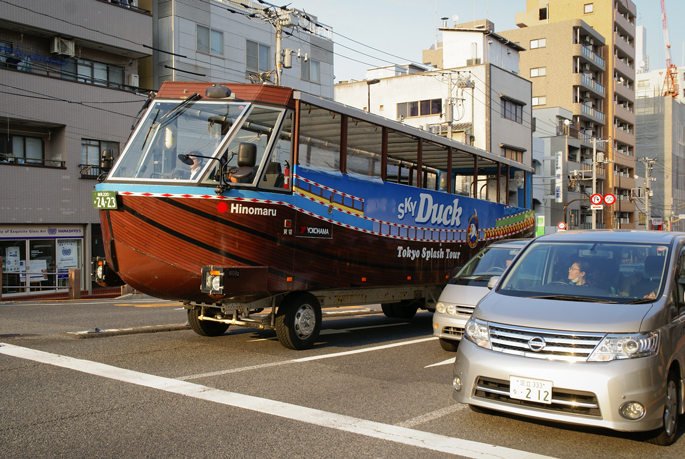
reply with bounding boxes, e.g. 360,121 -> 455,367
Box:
201,266 -> 224,294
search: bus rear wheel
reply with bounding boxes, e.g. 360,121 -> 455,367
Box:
187,307 -> 229,337
276,293 -> 322,350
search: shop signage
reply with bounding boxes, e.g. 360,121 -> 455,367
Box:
0,225 -> 83,239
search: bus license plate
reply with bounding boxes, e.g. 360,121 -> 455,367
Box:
92,191 -> 118,210
510,376 -> 553,404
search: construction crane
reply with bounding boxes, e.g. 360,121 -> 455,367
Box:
661,0 -> 679,97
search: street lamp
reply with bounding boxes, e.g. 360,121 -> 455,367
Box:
366,78 -> 380,113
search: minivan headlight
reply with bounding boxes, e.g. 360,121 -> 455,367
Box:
464,317 -> 491,349
436,301 -> 457,315
587,332 -> 659,362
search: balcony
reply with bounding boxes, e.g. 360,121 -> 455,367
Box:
614,11 -> 635,38
614,32 -> 635,59
1,0 -> 152,57
612,125 -> 635,145
577,45 -> 606,71
614,57 -> 634,80
574,102 -> 606,124
614,104 -> 635,125
575,73 -> 605,97
614,79 -> 635,100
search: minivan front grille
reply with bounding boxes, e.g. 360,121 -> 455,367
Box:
443,326 -> 464,338
455,305 -> 475,315
488,323 -> 605,362
474,377 -> 601,417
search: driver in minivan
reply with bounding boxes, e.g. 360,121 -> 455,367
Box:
568,261 -> 589,286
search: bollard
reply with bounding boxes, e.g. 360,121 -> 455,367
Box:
68,268 -> 81,299
121,284 -> 133,295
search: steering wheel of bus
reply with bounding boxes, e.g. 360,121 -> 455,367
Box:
489,267 -> 505,273
150,172 -> 163,179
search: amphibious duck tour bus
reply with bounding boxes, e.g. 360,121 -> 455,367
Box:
93,81 -> 534,349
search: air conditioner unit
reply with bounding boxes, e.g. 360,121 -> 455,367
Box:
51,37 -> 75,57
127,73 -> 139,87
584,36 -> 591,43
588,122 -> 595,128
583,91 -> 591,98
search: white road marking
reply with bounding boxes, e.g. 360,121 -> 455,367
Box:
425,357 -> 456,368
0,343 -> 556,459
179,337 -> 438,381
396,403 -> 468,428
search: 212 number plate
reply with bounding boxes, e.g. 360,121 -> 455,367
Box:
510,376 -> 553,404
92,191 -> 117,210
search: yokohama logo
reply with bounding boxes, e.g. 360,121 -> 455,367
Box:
299,226 -> 330,237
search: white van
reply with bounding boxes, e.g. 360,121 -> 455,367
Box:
433,239 -> 529,351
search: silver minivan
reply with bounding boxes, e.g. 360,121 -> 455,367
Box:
433,239 -> 529,351
453,231 -> 685,445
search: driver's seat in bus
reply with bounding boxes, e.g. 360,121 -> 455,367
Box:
229,142 -> 257,183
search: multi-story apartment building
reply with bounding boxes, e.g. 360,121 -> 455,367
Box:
0,0 -> 152,298
334,20 -> 533,208
505,0 -> 637,229
148,0 -> 334,98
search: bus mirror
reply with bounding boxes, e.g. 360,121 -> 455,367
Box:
100,149 -> 114,171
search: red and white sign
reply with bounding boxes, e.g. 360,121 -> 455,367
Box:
557,222 -> 567,230
590,193 -> 603,205
604,193 -> 616,205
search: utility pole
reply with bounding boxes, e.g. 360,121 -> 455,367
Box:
590,138 -> 610,229
639,157 -> 657,230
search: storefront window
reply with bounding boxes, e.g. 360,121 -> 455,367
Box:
1,226 -> 84,296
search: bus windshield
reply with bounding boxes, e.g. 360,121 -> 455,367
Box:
109,100 -> 249,181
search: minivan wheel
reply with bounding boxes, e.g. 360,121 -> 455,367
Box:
439,338 -> 459,352
646,370 -> 680,446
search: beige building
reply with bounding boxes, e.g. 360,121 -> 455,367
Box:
503,0 -> 637,228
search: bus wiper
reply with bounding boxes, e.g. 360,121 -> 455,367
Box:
141,109 -> 160,150
529,295 -> 617,303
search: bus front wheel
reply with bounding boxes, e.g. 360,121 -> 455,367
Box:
276,293 -> 322,350
187,307 -> 229,337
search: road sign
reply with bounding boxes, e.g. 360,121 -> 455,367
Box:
591,204 -> 603,210
590,193 -> 603,205
603,193 -> 616,205
557,222 -> 567,231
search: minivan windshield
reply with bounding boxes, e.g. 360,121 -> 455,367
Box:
451,246 -> 521,284
499,241 -> 669,302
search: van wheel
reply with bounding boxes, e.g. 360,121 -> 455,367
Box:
646,369 -> 680,446
187,308 -> 229,336
439,338 -> 459,352
276,293 -> 321,350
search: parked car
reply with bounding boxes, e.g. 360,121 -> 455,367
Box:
452,230 -> 685,445
433,239 -> 530,351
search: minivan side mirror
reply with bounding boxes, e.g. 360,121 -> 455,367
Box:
487,276 -> 500,290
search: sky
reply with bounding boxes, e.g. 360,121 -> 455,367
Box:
292,0 -> 685,83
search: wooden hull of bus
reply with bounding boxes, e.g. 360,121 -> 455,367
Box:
100,193 -> 471,304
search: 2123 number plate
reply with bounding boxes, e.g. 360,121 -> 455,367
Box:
92,191 -> 118,210
510,376 -> 553,404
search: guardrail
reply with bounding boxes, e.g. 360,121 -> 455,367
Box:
0,259 -> 82,300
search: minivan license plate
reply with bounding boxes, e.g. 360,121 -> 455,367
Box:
510,376 -> 553,404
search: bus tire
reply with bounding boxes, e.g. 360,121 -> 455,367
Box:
276,293 -> 322,350
381,303 -> 397,318
393,301 -> 419,319
187,307 -> 229,337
